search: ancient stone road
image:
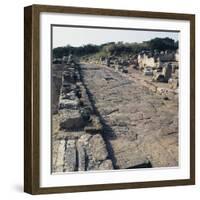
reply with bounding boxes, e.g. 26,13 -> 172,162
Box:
81,63 -> 178,169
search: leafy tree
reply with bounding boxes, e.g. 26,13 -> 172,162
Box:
147,37 -> 178,51
52,37 -> 178,59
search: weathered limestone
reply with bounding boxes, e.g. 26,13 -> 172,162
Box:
110,138 -> 148,169
60,83 -> 76,94
60,90 -> 76,100
162,63 -> 172,82
143,80 -> 157,93
84,116 -> 102,134
78,85 -> 91,106
52,58 -> 178,172
52,62 -> 113,173
62,70 -> 76,84
59,98 -> 79,110
137,50 -> 178,70
137,134 -> 178,167
78,133 -> 93,146
53,130 -> 86,141
77,140 -> 86,171
82,63 -> 178,169
59,110 -> 85,130
63,140 -> 77,172
99,160 -> 113,170
88,134 -> 108,162
168,78 -> 178,89
152,63 -> 173,83
76,133 -> 113,171
53,140 -> 65,173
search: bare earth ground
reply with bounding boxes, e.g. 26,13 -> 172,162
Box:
52,63 -> 178,171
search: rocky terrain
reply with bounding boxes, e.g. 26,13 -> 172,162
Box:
52,62 -> 178,173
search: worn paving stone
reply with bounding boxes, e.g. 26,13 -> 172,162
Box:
78,133 -> 92,146
53,139 -> 65,173
88,134 -> 108,162
77,140 -> 86,171
63,139 -> 77,172
81,63 -> 178,169
99,159 -> 113,170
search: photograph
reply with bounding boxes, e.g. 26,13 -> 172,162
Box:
24,5 -> 195,194
51,25 -> 179,173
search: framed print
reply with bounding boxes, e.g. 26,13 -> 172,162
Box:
24,4 -> 195,194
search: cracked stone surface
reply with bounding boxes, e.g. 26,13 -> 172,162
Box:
63,139 -> 77,172
81,63 -> 178,169
52,62 -> 178,173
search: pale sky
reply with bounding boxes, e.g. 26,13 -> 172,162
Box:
52,26 -> 179,48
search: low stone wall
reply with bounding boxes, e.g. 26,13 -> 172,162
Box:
52,63 -> 113,173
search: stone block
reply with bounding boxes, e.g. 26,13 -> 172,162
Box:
53,139 -> 65,173
88,134 -> 108,161
162,63 -> 172,82
62,71 -> 76,84
63,140 -> 77,172
59,110 -> 85,130
77,141 -> 86,171
61,84 -> 76,94
99,159 -> 113,170
84,116 -> 102,134
59,98 -> 79,110
78,134 -> 92,146
60,90 -> 76,100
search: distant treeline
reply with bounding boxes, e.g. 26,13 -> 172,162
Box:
53,37 -> 178,58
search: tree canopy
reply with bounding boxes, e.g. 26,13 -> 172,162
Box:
147,37 -> 178,51
53,37 -> 178,58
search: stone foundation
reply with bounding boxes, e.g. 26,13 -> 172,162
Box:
52,63 -> 113,173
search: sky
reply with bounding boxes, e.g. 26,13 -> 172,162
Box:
52,26 -> 179,48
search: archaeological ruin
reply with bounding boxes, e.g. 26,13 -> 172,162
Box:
52,47 -> 179,173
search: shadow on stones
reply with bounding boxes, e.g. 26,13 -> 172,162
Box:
78,65 -> 119,169
126,161 -> 152,169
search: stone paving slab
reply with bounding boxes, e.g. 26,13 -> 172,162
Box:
81,63 -> 178,169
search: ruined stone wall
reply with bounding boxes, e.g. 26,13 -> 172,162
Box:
138,52 -> 177,70
52,63 -> 113,173
138,54 -> 158,69
159,52 -> 176,62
